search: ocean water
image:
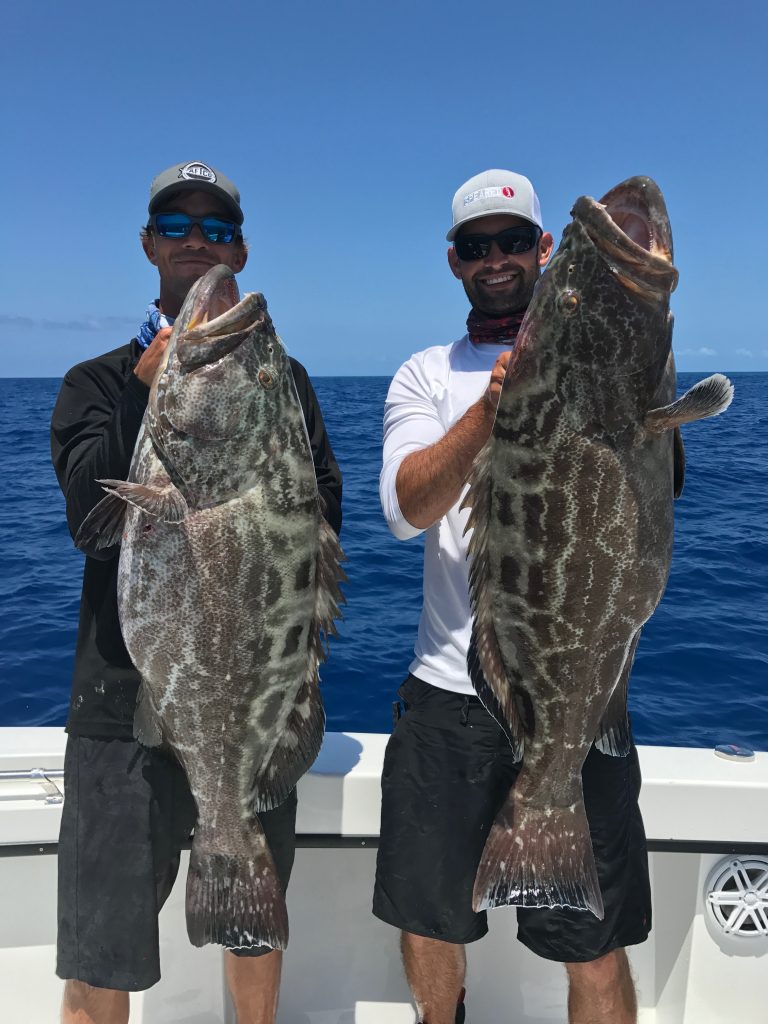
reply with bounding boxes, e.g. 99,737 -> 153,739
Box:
0,374 -> 765,750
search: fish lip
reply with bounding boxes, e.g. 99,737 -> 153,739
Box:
573,177 -> 679,298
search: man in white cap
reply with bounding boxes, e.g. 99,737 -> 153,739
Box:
374,170 -> 650,1023
51,161 -> 343,1023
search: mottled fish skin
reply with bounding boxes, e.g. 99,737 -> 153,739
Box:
463,178 -> 733,919
79,265 -> 345,949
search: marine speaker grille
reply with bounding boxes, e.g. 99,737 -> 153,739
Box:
705,857 -> 768,937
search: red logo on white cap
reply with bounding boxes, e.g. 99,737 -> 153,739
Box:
502,186 -> 515,198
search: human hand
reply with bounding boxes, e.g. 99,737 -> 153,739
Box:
483,351 -> 512,412
134,327 -> 173,387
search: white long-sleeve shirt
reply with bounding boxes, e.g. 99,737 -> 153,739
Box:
380,334 -> 512,695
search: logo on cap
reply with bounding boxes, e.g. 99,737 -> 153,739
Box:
178,161 -> 217,184
463,186 -> 515,207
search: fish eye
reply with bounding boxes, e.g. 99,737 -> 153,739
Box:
258,368 -> 276,390
561,290 -> 580,313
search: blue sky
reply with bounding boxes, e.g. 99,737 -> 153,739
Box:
3,0 -> 765,378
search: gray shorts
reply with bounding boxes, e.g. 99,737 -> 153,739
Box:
56,734 -> 297,991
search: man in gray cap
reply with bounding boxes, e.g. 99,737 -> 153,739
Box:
51,160 -> 343,1023
374,170 -> 650,1023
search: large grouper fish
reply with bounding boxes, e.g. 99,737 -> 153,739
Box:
76,264 -> 345,949
462,177 -> 733,919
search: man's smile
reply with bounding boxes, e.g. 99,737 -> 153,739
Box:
477,271 -> 519,287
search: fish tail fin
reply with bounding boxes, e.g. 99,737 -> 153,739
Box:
186,826 -> 288,950
473,791 -> 604,920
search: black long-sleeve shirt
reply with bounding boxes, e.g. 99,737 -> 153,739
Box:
51,339 -> 342,737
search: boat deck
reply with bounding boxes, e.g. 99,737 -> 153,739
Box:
1,728 -> 767,1022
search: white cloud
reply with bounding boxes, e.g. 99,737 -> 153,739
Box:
678,346 -> 717,356
735,348 -> 753,358
0,313 -> 135,332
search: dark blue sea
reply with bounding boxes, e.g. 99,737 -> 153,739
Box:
0,375 -> 766,750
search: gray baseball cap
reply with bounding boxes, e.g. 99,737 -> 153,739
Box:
447,169 -> 542,240
148,160 -> 244,225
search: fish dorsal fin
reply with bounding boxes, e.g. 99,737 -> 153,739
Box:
247,679 -> 326,813
462,441 -> 524,759
644,373 -> 734,433
246,514 -> 347,813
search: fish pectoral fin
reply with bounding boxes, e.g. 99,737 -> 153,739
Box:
644,373 -> 734,433
473,790 -> 604,920
247,680 -> 325,813
96,478 -> 189,523
593,632 -> 640,757
133,682 -> 164,748
74,491 -> 129,551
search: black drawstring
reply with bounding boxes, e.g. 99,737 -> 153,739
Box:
459,698 -> 470,726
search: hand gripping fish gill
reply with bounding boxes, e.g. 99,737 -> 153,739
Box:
76,265 -> 346,949
462,178 -> 733,919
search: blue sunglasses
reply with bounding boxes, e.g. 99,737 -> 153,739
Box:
151,212 -> 239,245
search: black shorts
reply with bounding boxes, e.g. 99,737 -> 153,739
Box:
372,675 -> 651,963
56,735 -> 298,991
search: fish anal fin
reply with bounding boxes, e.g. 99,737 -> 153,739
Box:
473,789 -> 604,920
133,682 -> 164,749
594,632 -> 640,757
186,823 -> 288,950
644,373 -> 733,433
248,681 -> 325,813
96,478 -> 189,523
75,491 -> 129,551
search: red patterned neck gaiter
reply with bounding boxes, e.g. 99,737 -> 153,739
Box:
466,308 -> 526,345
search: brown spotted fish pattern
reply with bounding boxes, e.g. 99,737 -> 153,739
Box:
76,265 -> 345,949
462,178 -> 733,919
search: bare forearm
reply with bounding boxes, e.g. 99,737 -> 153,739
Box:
396,397 -> 495,530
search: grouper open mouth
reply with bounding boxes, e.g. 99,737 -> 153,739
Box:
175,265 -> 269,370
573,176 -> 679,301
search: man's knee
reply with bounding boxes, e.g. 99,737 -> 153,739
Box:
565,947 -> 631,990
62,979 -> 129,1024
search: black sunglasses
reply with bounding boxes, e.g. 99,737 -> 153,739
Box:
454,225 -> 541,262
151,212 -> 239,244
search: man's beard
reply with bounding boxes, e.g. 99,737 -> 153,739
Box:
463,263 -> 540,317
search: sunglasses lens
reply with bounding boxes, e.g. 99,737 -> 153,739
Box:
497,227 -> 538,254
201,218 -> 236,244
455,237 -> 489,261
154,213 -> 192,238
455,226 -> 540,261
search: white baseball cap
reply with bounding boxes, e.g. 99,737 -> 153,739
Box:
447,169 -> 543,240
